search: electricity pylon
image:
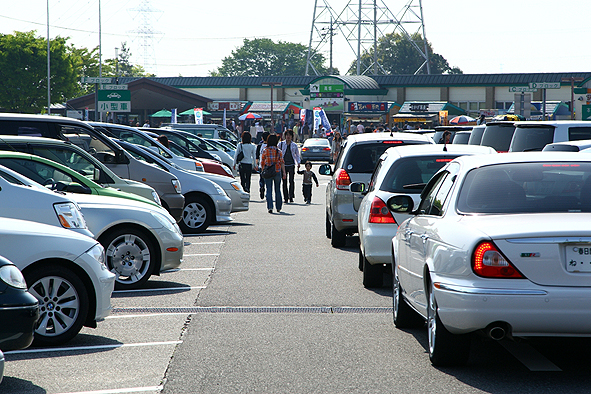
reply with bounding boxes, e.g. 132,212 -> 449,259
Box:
306,0 -> 430,76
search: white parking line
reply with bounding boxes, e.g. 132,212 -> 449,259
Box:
112,286 -> 205,294
5,341 -> 182,355
106,313 -> 191,319
55,385 -> 163,394
190,242 -> 225,245
183,253 -> 219,256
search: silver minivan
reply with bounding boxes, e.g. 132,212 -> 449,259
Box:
509,121 -> 591,152
0,114 -> 185,221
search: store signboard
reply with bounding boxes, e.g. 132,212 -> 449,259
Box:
97,90 -> 131,112
348,102 -> 388,112
310,83 -> 344,112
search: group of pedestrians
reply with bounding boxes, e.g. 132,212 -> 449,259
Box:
233,129 -> 319,213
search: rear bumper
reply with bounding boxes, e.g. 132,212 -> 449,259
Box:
433,278 -> 591,336
361,224 -> 397,265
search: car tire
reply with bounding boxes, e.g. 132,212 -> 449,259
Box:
427,279 -> 471,366
101,227 -> 157,290
362,252 -> 383,288
25,265 -> 89,346
325,213 -> 332,239
330,221 -> 346,247
180,196 -> 212,234
393,270 -> 424,328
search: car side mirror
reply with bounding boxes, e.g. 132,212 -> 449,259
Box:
387,195 -> 414,213
349,182 -> 366,194
319,164 -> 332,176
94,168 -> 101,182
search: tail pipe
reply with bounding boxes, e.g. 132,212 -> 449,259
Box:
485,322 -> 511,341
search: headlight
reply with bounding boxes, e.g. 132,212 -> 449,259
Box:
222,165 -> 233,176
151,210 -> 178,233
172,179 -> 182,194
214,183 -> 227,196
152,191 -> 162,205
86,243 -> 107,270
0,265 -> 27,289
54,202 -> 87,230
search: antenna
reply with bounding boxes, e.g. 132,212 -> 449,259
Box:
306,0 -> 430,76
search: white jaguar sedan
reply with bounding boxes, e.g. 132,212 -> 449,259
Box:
390,152 -> 591,366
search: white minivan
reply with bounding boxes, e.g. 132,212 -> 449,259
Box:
509,121 -> 591,152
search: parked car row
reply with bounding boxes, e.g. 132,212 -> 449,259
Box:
325,125 -> 591,367
0,113 -> 248,365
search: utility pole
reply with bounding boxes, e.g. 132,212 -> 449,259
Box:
262,82 -> 283,130
46,0 -> 50,114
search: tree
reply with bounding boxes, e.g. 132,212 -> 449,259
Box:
0,31 -> 78,113
347,32 -> 462,75
210,38 -> 330,77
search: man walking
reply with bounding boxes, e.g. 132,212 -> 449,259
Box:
278,129 -> 300,203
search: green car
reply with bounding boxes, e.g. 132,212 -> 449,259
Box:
0,151 -> 160,207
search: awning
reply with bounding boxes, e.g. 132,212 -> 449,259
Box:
242,101 -> 303,116
390,113 -> 438,123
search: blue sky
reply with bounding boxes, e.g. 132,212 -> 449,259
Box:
1,0 -> 588,77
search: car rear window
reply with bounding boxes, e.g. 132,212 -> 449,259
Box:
305,139 -> 330,147
452,132 -> 471,144
480,124 -> 515,152
509,126 -> 554,152
380,156 -> 456,193
457,162 -> 591,214
343,141 -> 428,174
468,126 -> 485,145
568,127 -> 591,141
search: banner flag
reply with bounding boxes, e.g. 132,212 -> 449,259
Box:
171,108 -> 177,124
194,108 -> 203,124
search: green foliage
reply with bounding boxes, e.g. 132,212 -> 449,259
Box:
210,38 -> 329,77
348,32 -> 462,75
0,31 -> 78,113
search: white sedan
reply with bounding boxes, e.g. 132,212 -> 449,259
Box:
390,152 -> 591,366
353,144 -> 495,288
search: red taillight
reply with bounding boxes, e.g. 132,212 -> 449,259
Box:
302,147 -> 309,151
335,168 -> 351,190
472,241 -> 524,278
323,147 -> 331,151
383,140 -> 403,144
368,196 -> 396,224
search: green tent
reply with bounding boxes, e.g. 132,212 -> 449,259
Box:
179,108 -> 211,116
150,109 -> 172,117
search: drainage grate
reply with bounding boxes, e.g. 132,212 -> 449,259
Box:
111,306 -> 392,314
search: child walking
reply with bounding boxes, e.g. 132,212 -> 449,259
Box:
297,161 -> 319,204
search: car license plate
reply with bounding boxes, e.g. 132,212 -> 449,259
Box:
566,244 -> 591,272
312,149 -> 320,152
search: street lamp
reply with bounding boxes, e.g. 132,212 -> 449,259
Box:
262,82 -> 283,131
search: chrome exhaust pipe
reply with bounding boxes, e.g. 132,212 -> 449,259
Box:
488,326 -> 506,341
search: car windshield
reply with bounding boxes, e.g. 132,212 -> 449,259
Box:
381,156 -> 456,192
457,162 -> 591,214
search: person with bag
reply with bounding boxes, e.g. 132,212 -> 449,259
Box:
278,129 -> 300,204
233,131 -> 257,193
259,134 -> 286,213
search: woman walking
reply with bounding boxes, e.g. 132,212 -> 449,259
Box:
233,131 -> 257,193
331,131 -> 343,163
259,134 -> 286,213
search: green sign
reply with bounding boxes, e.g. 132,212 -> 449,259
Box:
582,105 -> 591,121
98,90 -> 131,112
320,84 -> 344,93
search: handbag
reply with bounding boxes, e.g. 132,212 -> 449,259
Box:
261,163 -> 276,179
236,144 -> 245,163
